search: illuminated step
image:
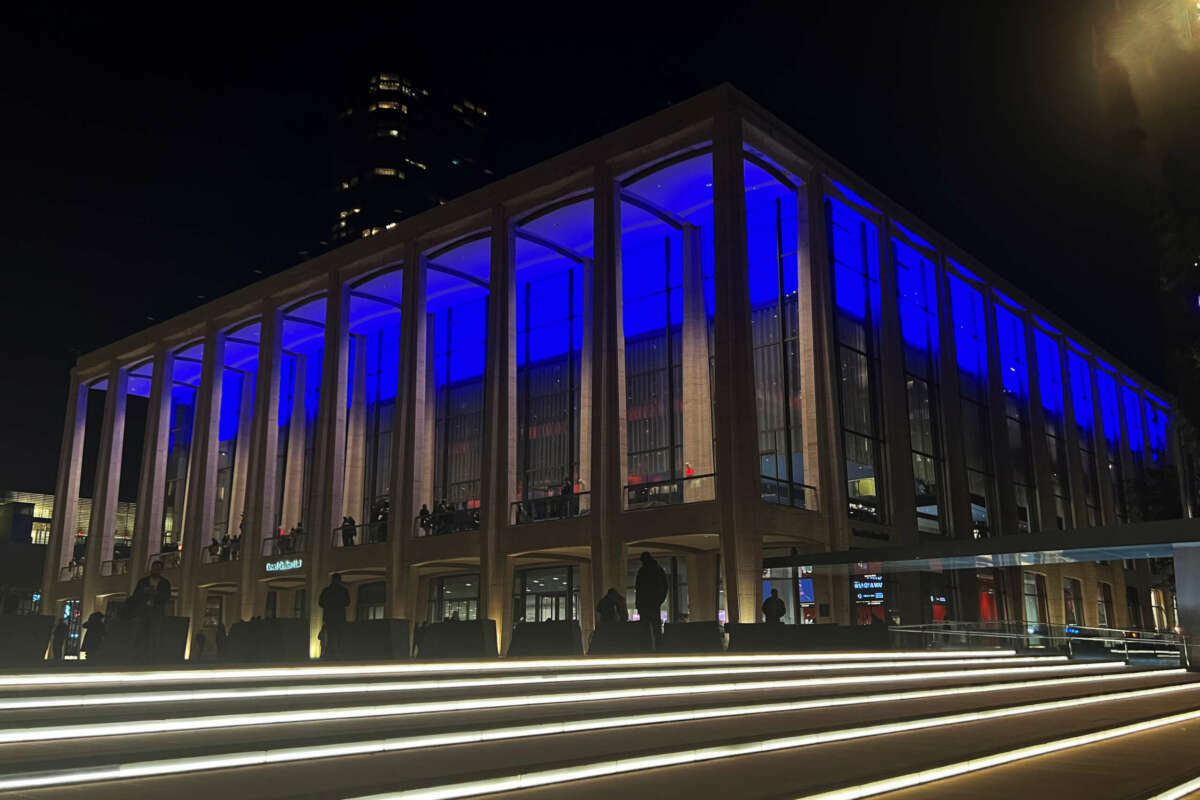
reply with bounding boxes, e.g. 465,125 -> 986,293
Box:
0,668 -> 1181,792
336,678 -> 1200,800
0,655 -> 1069,712
801,705 -> 1200,800
0,650 -> 1018,689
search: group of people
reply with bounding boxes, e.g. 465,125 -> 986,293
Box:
513,477 -> 579,523
275,522 -> 306,554
595,551 -> 670,641
49,559 -> 174,661
206,533 -> 242,561
417,500 -> 480,536
338,504 -> 389,547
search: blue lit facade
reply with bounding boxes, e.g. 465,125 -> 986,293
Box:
42,86 -> 1189,650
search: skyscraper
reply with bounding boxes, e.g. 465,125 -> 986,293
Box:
329,72 -> 493,244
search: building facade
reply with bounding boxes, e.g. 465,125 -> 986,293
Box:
41,86 -> 1190,655
330,72 -> 493,245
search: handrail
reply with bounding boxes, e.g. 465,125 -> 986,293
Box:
624,473 -> 715,509
511,491 -> 591,525
415,506 -> 481,536
148,550 -> 182,571
890,620 -> 1186,660
332,521 -> 388,547
100,558 -> 131,577
201,540 -> 243,563
262,532 -> 308,557
58,563 -> 84,582
760,476 -> 817,510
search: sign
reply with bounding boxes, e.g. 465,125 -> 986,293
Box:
853,574 -> 884,603
266,558 -> 303,573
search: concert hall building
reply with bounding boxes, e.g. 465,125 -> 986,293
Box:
41,85 -> 1190,655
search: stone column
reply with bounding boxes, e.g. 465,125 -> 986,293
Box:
390,244 -> 424,620
589,165 -> 628,618
130,349 -> 173,595
686,552 -> 719,621
480,207 -> 514,653
680,224 -> 715,502
342,334 -> 367,521
180,326 -> 226,627
577,257 -> 594,499
306,275 -> 351,656
240,304 -> 282,619
82,365 -> 128,617
44,373 -> 88,604
279,353 -> 307,533
226,369 -> 255,543
711,110 -> 763,623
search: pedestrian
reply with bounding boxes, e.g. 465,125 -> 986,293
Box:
418,504 -> 432,535
762,588 -> 787,624
634,551 -> 668,642
50,619 -> 68,661
131,560 -> 172,663
82,611 -> 107,659
596,588 -> 628,624
318,573 -> 351,660
341,516 -> 357,548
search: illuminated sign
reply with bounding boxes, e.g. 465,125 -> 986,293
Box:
266,558 -> 303,573
853,574 -> 884,603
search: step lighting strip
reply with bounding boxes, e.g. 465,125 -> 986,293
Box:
802,707 -> 1200,800
345,678 -> 1200,800
0,655 -> 1068,712
0,650 -> 1017,688
0,668 -> 1182,792
0,662 -> 1124,744
1148,774 -> 1200,800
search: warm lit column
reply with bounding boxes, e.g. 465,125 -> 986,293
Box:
130,348 -> 173,594
589,165 -> 627,617
711,110 -> 763,624
577,257 -> 594,500
225,368 -> 255,546
680,225 -> 715,502
481,208 -> 515,652
390,245 -> 423,621
876,221 -> 918,542
342,335 -> 367,520
936,255 -> 972,540
306,275 -> 351,655
686,552 -> 719,621
43,371 -> 88,604
279,353 -> 307,532
82,364 -> 128,616
240,304 -> 282,619
180,325 -> 226,624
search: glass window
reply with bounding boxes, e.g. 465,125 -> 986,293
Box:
1023,571 -> 1048,626
513,566 -> 579,623
745,153 -> 809,509
996,303 -> 1037,532
1034,330 -> 1071,529
1097,582 -> 1114,628
1066,347 -> 1100,525
1096,368 -> 1128,523
829,198 -> 885,522
1062,577 -> 1083,625
948,272 -> 997,538
430,574 -> 480,622
356,581 -> 387,621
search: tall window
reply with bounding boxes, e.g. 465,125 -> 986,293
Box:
1023,572 -> 1048,625
620,151 -> 715,507
162,382 -> 197,548
995,304 -> 1036,532
1062,577 -> 1083,625
1066,347 -> 1100,525
948,273 -> 996,538
1034,329 -> 1071,530
1096,368 -> 1128,523
828,198 -> 885,522
1145,397 -> 1170,467
1122,381 -> 1147,517
212,367 -> 246,541
1097,582 -> 1115,628
895,239 -> 943,533
1126,586 -> 1143,630
745,155 -> 808,508
1150,588 -> 1168,631
429,574 -> 479,622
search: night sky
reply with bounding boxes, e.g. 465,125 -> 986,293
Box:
2,3 -> 1197,497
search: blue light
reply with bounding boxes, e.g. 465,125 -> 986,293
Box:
1096,369 -> 1122,448
891,220 -> 935,251
994,305 -> 1028,400
217,369 -> 244,443
826,177 -> 879,212
829,198 -> 880,323
1066,349 -> 1094,435
948,274 -> 987,389
894,238 -> 938,370
1145,399 -> 1169,463
1121,383 -> 1145,454
947,257 -> 984,284
994,290 -> 1026,311
1033,329 -> 1065,425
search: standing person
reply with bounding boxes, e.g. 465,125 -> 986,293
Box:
318,573 -> 351,660
81,611 -> 107,659
560,477 -> 574,518
634,552 -> 669,643
341,516 -> 357,548
50,619 -> 68,661
762,588 -> 787,624
131,560 -> 172,663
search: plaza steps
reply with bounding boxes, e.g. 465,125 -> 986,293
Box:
0,651 -> 1192,799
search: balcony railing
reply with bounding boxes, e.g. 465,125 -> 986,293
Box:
760,476 -> 817,510
624,474 -> 715,510
100,558 -> 131,577
415,506 -> 481,536
333,522 -> 388,548
59,563 -> 84,582
511,491 -> 591,525
202,539 -> 243,563
890,620 -> 1186,660
149,550 -> 183,571
262,532 -> 309,557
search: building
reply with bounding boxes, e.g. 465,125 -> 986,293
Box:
40,85 -> 1193,656
329,72 -> 493,245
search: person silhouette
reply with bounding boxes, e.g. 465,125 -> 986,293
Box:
634,552 -> 668,642
596,588 -> 628,624
82,611 -> 107,659
131,560 -> 172,663
318,573 -> 351,659
341,516 -> 356,548
762,588 -> 787,624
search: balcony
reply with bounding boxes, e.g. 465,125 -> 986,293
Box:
59,562 -> 84,582
416,505 -> 481,536
760,476 -> 817,510
150,550 -> 183,571
202,538 -> 243,563
262,532 -> 308,558
333,522 -> 388,548
624,474 -> 715,510
100,558 -> 131,577
511,491 -> 591,525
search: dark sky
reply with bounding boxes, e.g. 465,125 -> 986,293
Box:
1,3 -> 1196,496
